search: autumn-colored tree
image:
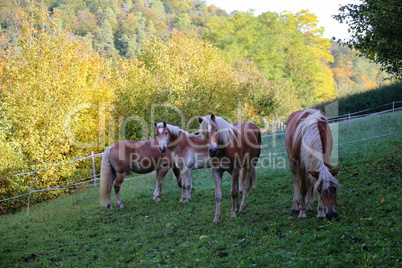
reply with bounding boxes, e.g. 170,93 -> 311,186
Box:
0,10 -> 114,212
112,31 -> 243,137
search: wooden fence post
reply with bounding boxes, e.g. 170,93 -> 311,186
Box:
91,151 -> 97,187
27,161 -> 37,216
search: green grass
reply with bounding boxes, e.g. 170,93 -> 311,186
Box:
1,112 -> 401,267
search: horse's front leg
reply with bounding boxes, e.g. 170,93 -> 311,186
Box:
212,169 -> 223,223
153,168 -> 168,202
306,185 -> 314,211
230,168 -> 240,218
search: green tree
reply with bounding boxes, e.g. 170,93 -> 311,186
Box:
204,10 -> 335,106
95,18 -> 119,57
333,0 -> 402,80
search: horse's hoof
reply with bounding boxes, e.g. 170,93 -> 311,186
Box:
291,210 -> 299,216
298,217 -> 307,221
115,203 -> 124,209
213,218 -> 220,223
154,198 -> 161,202
239,206 -> 246,214
106,204 -> 113,210
230,213 -> 236,219
317,217 -> 325,220
182,198 -> 190,203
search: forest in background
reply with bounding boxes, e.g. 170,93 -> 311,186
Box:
0,0 -> 389,96
0,0 -> 394,213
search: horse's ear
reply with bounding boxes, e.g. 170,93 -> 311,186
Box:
308,170 -> 320,178
198,116 -> 203,124
163,120 -> 167,127
330,166 -> 342,177
154,121 -> 157,128
211,114 -> 216,122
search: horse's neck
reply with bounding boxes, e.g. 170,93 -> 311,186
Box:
167,130 -> 183,152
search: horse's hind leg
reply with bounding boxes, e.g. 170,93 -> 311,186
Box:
179,168 -> 192,202
288,159 -> 299,215
114,171 -> 126,209
230,168 -> 240,218
153,170 -> 161,202
239,168 -> 253,214
298,171 -> 308,220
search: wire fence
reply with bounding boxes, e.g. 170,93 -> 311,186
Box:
1,102 -> 401,215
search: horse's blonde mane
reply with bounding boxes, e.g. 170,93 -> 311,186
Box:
200,115 -> 239,145
155,122 -> 193,138
294,109 -> 337,191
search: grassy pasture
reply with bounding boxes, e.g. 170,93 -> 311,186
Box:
0,112 -> 401,267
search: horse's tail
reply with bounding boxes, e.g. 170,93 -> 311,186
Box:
240,167 -> 257,195
100,147 -> 114,207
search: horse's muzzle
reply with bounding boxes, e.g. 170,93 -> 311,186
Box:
159,146 -> 166,153
326,211 -> 337,220
209,146 -> 219,157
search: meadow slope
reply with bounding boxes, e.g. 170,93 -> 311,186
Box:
0,111 -> 401,267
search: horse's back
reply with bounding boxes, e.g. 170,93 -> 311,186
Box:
108,139 -> 173,173
285,109 -> 331,163
233,121 -> 261,157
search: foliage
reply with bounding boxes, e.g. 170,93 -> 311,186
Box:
330,41 -> 390,96
0,10 -> 115,213
0,0 -> 228,58
203,10 -> 336,107
232,59 -> 302,122
333,0 -> 402,80
114,31 -> 242,138
313,82 -> 402,117
0,112 -> 400,266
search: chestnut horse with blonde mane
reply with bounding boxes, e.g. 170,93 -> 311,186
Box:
154,121 -> 210,202
100,139 -> 181,210
285,109 -> 342,220
198,114 -> 261,222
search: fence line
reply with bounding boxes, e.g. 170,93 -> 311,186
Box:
0,104 -> 400,207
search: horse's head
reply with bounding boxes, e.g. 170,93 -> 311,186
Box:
198,114 -> 219,157
309,167 -> 342,220
154,121 -> 169,153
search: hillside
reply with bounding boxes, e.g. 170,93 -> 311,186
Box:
0,1 -> 395,215
0,111 -> 400,266
0,0 -> 227,58
0,0 -> 388,94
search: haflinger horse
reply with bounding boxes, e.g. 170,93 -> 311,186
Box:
99,139 -> 181,210
154,121 -> 210,202
285,109 -> 342,220
198,114 -> 261,222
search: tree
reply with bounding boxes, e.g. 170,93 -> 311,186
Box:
333,0 -> 402,80
0,9 -> 115,211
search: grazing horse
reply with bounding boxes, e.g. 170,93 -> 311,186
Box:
198,114 -> 261,222
99,139 -> 181,210
154,121 -> 210,202
285,109 -> 342,220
